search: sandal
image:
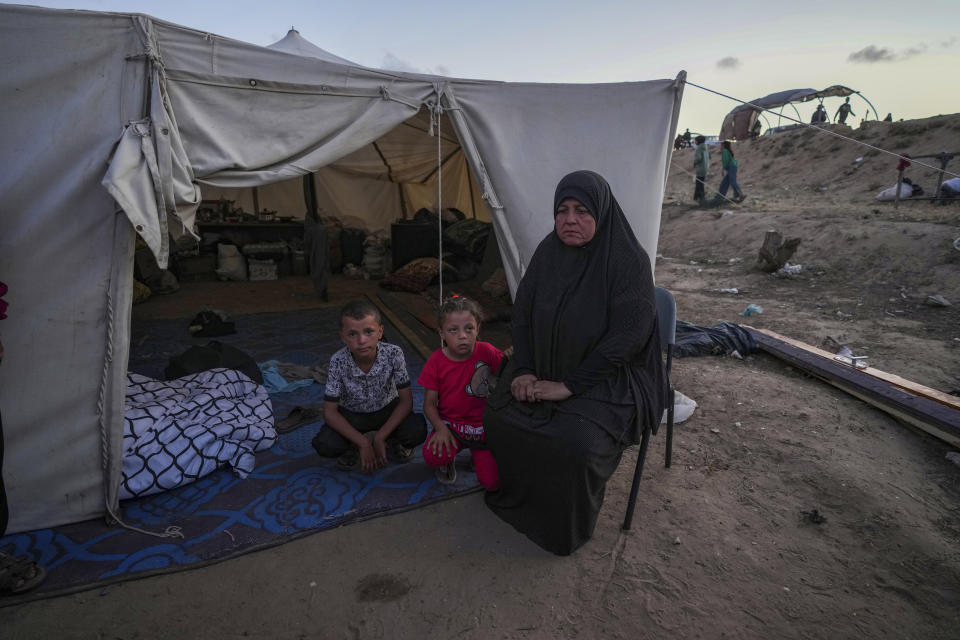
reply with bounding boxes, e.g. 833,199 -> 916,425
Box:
0,553 -> 47,595
276,405 -> 323,434
435,462 -> 457,485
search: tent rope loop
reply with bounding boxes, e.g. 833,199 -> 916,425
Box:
428,83 -> 446,304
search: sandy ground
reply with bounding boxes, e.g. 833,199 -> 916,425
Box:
2,115 -> 959,639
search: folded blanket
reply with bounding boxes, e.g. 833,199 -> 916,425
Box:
121,368 -> 276,500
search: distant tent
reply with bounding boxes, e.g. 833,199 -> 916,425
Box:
266,28 -> 359,66
719,85 -> 877,140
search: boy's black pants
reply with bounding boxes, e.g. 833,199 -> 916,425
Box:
311,397 -> 427,457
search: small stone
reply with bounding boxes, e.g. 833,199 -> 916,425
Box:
710,428 -> 721,434
925,295 -> 950,307
309,581 -> 317,587
673,537 -> 681,545
734,421 -> 742,427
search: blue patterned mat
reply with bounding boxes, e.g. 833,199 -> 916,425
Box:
0,306 -> 478,602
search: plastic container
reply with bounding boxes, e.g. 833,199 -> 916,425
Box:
248,258 -> 278,281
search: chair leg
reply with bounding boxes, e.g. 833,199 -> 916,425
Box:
665,387 -> 675,468
622,428 -> 652,531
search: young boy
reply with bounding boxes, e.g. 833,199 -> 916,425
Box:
312,299 -> 427,472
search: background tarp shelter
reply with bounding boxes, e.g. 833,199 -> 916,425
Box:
719,85 -> 872,140
0,3 -> 683,534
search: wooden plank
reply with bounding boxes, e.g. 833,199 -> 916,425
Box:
826,380 -> 960,449
377,290 -> 438,345
747,326 -> 960,411
745,327 -> 960,447
367,292 -> 434,361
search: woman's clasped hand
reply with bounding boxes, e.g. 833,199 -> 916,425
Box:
510,375 -> 572,403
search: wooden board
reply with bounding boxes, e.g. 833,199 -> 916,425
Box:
747,326 -> 960,411
367,291 -> 436,361
745,327 -> 960,448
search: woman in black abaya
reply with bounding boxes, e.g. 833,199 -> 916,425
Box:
484,170 -> 667,556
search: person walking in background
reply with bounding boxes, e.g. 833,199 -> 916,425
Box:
717,140 -> 745,203
811,104 -> 827,124
693,135 -> 710,204
835,97 -> 855,125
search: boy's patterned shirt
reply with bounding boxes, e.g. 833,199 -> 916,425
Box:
323,342 -> 411,413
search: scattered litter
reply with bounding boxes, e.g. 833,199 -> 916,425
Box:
783,587 -> 791,592
821,335 -> 848,353
734,421 -> 742,427
689,260 -> 698,265
673,537 -> 682,545
710,428 -> 721,434
836,345 -> 853,358
728,257 -> 742,264
854,157 -> 863,164
223,529 -> 235,542
925,295 -> 951,307
946,452 -> 960,467
721,287 -> 739,294
775,263 -> 803,277
739,304 -> 763,317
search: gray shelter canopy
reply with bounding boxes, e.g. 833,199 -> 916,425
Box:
0,4 -> 683,533
266,28 -> 360,66
720,85 -> 858,140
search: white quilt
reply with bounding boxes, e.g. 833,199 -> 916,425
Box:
121,368 -> 276,500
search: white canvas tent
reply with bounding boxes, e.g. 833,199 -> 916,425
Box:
203,28 -> 490,228
0,4 -> 683,533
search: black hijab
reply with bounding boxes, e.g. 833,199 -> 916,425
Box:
510,170 -> 666,440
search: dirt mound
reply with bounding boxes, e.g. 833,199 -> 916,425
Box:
659,113 -> 960,392
666,113 -> 960,209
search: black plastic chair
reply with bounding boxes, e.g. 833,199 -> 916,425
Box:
622,285 -> 676,531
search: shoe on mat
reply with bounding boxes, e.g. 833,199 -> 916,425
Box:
388,440 -> 414,463
337,446 -> 360,471
0,553 -> 47,595
276,406 -> 322,434
435,462 -> 457,485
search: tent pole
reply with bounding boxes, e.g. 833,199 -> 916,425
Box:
468,157 -> 477,219
302,174 -> 319,222
856,92 -> 880,121
436,105 -> 443,303
790,103 -> 802,123
372,140 -> 406,219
